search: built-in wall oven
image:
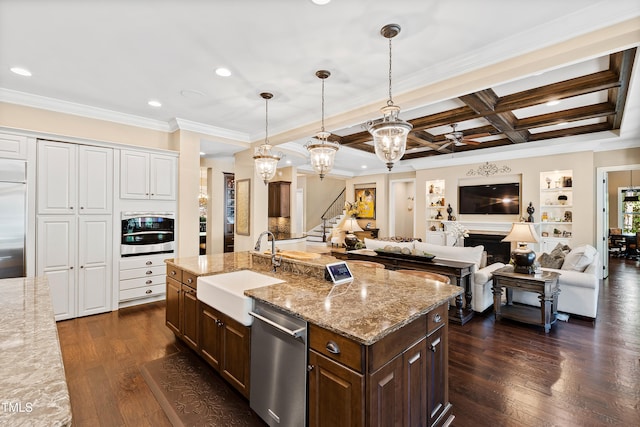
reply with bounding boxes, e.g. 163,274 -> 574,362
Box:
121,212 -> 175,257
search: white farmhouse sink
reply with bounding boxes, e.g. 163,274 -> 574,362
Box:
197,270 -> 285,326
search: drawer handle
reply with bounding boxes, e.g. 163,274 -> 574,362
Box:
430,337 -> 441,352
146,261 -> 153,265
171,270 -> 177,275
326,341 -> 340,355
146,270 -> 153,275
187,278 -> 193,284
433,313 -> 442,323
145,289 -> 152,294
146,280 -> 152,284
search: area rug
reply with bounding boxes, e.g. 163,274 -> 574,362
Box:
140,351 -> 265,426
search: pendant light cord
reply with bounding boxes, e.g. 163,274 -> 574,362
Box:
264,97 -> 269,144
387,37 -> 394,106
321,77 -> 325,133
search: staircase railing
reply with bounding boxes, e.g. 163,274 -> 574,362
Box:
320,188 -> 346,242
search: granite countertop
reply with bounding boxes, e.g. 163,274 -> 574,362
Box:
0,277 -> 72,427
166,252 -> 462,345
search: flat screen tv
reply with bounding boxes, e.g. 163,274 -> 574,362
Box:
458,182 -> 520,215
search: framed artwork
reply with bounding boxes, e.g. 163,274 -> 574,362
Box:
236,178 -> 250,235
355,188 -> 376,219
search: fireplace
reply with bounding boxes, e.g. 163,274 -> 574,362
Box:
465,233 -> 511,265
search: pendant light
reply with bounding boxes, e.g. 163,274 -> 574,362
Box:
253,92 -> 282,185
623,170 -> 639,202
305,70 -> 340,180
367,24 -> 413,171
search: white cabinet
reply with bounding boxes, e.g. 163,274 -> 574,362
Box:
37,141 -> 113,214
37,215 -> 112,320
539,170 -> 573,250
119,254 -> 168,303
120,150 -> 176,200
36,140 -> 114,321
0,133 -> 27,159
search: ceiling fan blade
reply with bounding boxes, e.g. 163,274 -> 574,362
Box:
438,142 -> 452,151
462,139 -> 481,145
463,132 -> 491,139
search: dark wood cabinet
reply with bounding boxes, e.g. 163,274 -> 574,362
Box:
199,302 -> 251,398
308,349 -> 364,427
181,283 -> 199,350
165,276 -> 181,336
223,173 -> 234,252
268,181 -> 291,217
165,266 -> 199,352
307,302 -> 452,427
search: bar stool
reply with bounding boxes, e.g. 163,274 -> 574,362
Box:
396,269 -> 451,284
348,260 -> 386,269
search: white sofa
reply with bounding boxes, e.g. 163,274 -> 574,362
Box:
511,244 -> 600,319
364,239 -> 505,313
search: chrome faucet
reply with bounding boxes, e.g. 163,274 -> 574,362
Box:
254,231 -> 281,271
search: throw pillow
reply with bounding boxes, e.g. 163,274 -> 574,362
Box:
538,252 -> 565,269
561,245 -> 597,272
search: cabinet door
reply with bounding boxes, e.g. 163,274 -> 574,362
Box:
0,133 -> 27,159
78,146 -> 113,214
308,350 -> 364,427
120,150 -> 150,199
181,284 -> 199,351
166,277 -> 181,335
427,326 -> 448,426
37,216 -> 76,320
268,181 -> 290,217
220,314 -> 251,398
77,216 -> 111,316
369,355 -> 403,427
37,141 -> 77,214
200,302 -> 223,371
404,337 -> 428,427
150,154 -> 176,200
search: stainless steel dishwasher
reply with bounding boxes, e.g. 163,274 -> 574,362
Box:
249,301 -> 307,427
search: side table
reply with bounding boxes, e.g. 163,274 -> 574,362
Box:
492,267 -> 561,333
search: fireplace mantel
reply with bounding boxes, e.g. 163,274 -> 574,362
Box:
442,221 -> 513,235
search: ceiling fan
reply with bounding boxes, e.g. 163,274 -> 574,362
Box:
443,123 -> 491,148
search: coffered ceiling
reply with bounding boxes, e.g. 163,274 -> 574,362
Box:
1,1 -> 639,176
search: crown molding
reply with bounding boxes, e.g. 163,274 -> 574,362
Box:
169,118 -> 251,142
0,88 -> 172,132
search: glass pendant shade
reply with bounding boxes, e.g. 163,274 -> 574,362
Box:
307,131 -> 339,180
367,24 -> 411,171
623,170 -> 639,202
368,105 -> 412,171
306,70 -> 339,180
254,143 -> 280,185
253,92 -> 281,185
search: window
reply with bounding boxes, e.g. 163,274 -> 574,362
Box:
621,188 -> 640,233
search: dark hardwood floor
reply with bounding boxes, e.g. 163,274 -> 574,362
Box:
56,257 -> 640,427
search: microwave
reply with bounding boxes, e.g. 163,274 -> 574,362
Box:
121,212 -> 175,257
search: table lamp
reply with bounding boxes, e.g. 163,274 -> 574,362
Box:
342,218 -> 364,250
502,223 -> 540,274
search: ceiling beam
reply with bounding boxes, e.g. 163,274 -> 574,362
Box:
460,90 -> 531,143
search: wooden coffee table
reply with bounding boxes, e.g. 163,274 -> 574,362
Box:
492,267 -> 560,333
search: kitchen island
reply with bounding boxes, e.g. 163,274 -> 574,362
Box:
0,277 -> 72,427
165,251 -> 462,427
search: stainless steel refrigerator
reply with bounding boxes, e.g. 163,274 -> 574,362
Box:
0,159 -> 27,279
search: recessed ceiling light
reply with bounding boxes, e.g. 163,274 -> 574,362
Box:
311,0 -> 331,4
199,152 -> 206,156
558,121 -> 569,126
286,160 -> 292,165
361,165 -> 367,169
10,67 -> 32,77
215,67 -> 232,77
148,100 -> 162,107
546,100 -> 561,106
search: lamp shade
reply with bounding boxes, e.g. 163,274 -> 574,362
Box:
341,218 -> 364,233
502,223 -> 539,244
